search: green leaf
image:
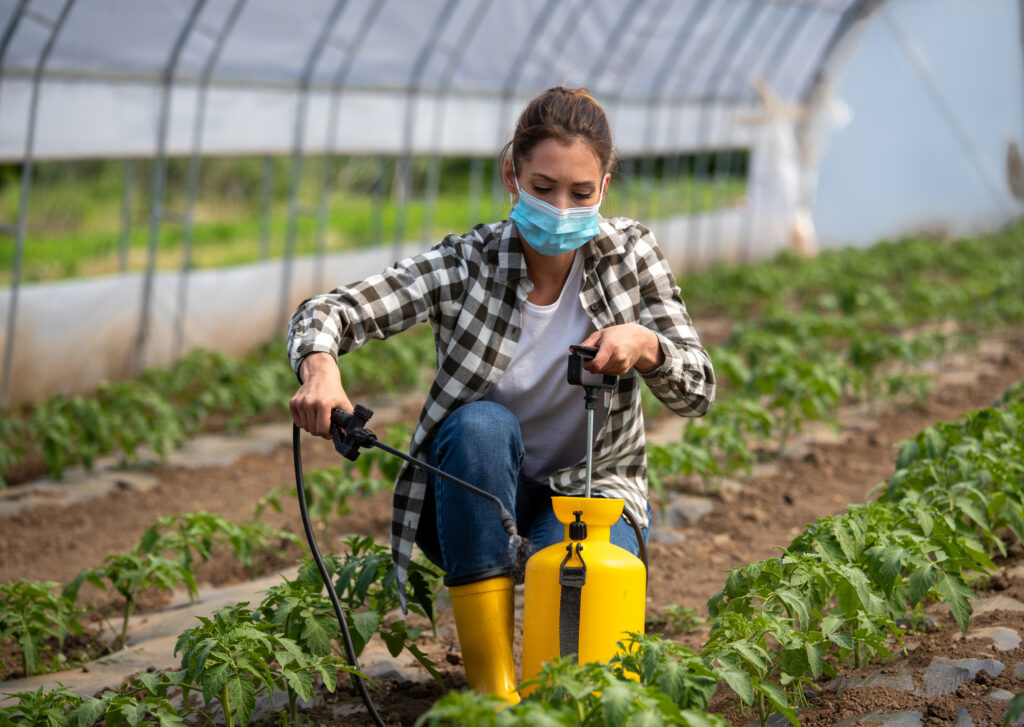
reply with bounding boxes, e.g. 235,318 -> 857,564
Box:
828,629 -> 854,650
956,497 -> 991,533
137,672 -> 164,696
872,546 -> 904,596
805,642 -> 823,678
600,682 -> 633,727
757,681 -> 798,725
70,697 -> 107,727
118,699 -> 144,727
909,564 -> 936,606
227,676 -> 256,727
714,657 -> 754,705
834,521 -> 857,562
380,623 -> 405,658
625,711 -> 664,727
935,571 -> 975,635
820,614 -> 844,638
915,507 -> 934,537
730,641 -> 767,672
318,661 -> 339,692
283,667 -> 314,702
349,611 -> 378,655
200,661 -> 230,704
775,589 -> 811,631
300,611 -> 334,656
154,702 -> 186,727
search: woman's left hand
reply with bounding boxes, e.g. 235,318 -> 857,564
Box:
577,324 -> 665,376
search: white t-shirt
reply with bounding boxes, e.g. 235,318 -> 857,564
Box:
483,251 -> 605,482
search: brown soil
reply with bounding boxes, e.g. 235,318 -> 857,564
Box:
2,330 -> 1024,725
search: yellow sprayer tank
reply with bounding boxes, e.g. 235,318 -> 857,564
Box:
521,496 -> 646,688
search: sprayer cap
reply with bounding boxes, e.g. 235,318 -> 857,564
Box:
569,510 -> 587,541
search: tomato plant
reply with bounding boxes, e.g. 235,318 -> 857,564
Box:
0,581 -> 84,677
316,537 -> 444,681
67,551 -> 196,649
419,634 -> 726,726
140,511 -> 298,573
0,685 -> 84,727
174,603 -> 354,727
67,672 -> 193,727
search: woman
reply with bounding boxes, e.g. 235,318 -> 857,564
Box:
288,86 -> 715,701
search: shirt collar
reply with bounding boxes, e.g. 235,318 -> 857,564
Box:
495,220 -> 530,283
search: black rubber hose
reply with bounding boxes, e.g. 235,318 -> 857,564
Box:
622,506 -> 649,585
368,437 -> 519,539
329,408 -> 517,539
293,424 -> 386,727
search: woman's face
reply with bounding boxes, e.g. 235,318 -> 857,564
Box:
504,137 -> 610,211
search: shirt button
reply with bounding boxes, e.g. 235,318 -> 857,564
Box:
589,303 -> 601,312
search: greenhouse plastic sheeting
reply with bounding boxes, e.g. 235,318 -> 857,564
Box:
0,241 -> 433,402
0,0 -> 858,159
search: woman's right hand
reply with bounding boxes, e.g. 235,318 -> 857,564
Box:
290,352 -> 354,439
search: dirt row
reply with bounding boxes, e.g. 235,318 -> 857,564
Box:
1,330 -> 1023,725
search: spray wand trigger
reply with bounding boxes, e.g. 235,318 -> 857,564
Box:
330,404 -> 376,460
567,345 -> 617,498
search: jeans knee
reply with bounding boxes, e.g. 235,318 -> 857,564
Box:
435,400 -> 521,455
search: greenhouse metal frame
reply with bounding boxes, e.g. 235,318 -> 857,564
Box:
1,0 -> 1021,405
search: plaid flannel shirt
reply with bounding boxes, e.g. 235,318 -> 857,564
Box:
287,216 -> 715,607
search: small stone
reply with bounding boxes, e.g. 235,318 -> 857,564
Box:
988,688 -> 1016,701
973,595 -> 1024,616
966,626 -> 1021,651
662,494 -> 714,527
834,710 -> 923,727
916,657 -> 1005,697
718,478 -> 744,495
743,712 -> 796,727
827,661 -> 914,696
648,524 -> 685,544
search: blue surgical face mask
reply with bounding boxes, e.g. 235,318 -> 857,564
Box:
509,162 -> 603,256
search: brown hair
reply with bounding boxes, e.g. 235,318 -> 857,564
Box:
500,86 -> 616,175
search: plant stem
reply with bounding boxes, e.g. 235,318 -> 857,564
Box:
181,527 -> 193,571
222,682 -> 234,727
120,598 -> 135,648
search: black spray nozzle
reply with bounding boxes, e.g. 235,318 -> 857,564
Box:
330,405 -> 377,461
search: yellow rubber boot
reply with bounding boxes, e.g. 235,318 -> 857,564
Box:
449,576 -> 520,704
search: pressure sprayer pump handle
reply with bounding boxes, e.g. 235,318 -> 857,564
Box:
567,345 -> 617,498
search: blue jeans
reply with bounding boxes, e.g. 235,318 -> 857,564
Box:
414,400 -> 651,585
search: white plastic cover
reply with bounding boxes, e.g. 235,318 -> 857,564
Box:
0,0 -> 858,160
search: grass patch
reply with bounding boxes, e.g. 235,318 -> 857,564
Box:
0,155 -> 745,285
